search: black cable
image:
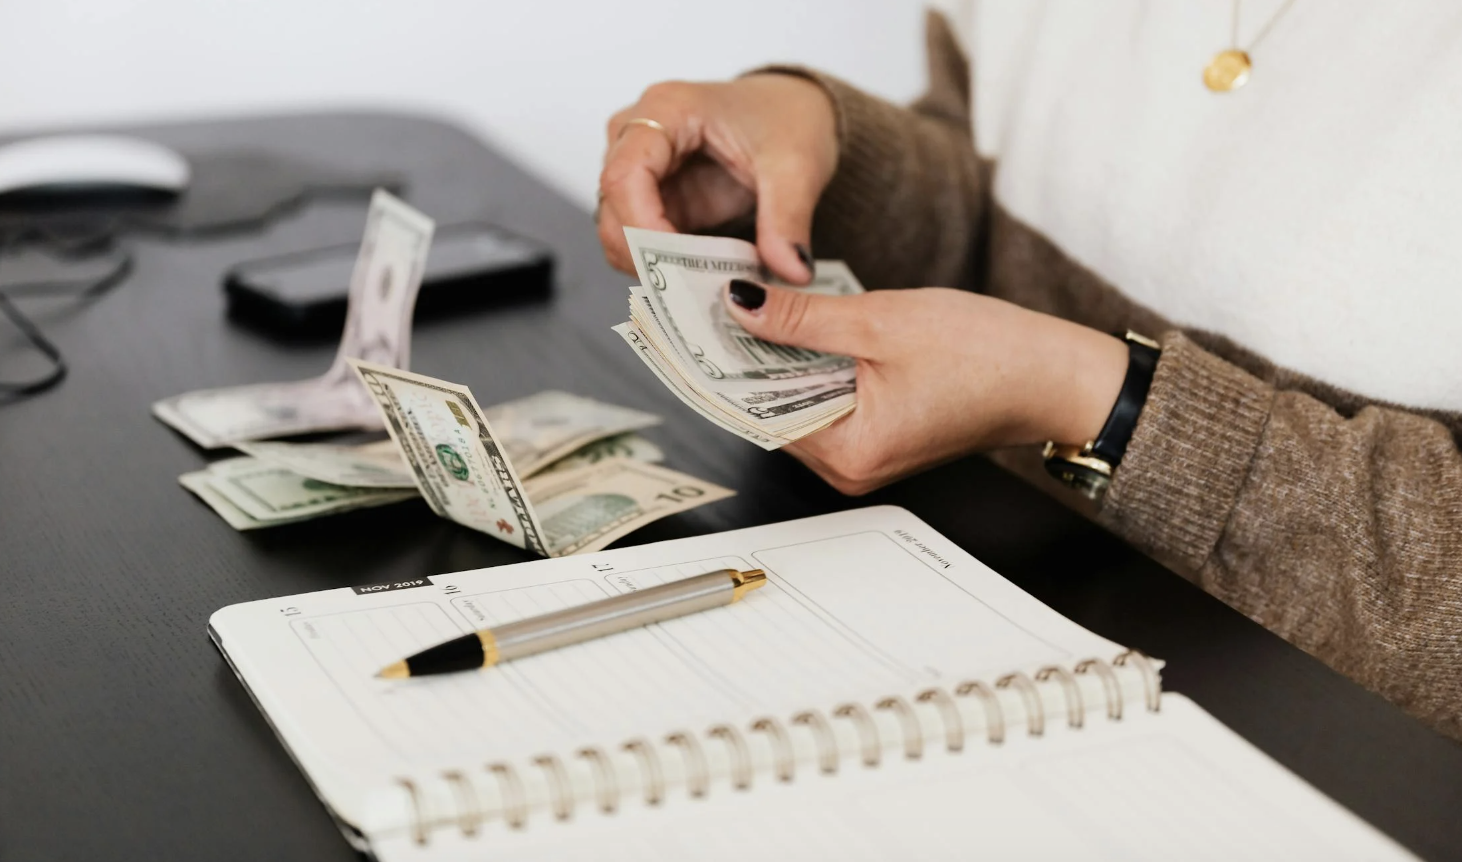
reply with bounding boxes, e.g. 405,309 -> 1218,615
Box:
0,224 -> 131,398
0,290 -> 68,396
0,182 -> 381,403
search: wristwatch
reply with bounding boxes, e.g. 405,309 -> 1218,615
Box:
1042,331 -> 1161,502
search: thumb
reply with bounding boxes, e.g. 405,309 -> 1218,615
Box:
723,278 -> 872,358
753,160 -> 821,285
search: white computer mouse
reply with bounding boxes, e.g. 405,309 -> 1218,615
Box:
0,134 -> 190,200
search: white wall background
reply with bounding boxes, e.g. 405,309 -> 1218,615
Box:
0,0 -> 929,208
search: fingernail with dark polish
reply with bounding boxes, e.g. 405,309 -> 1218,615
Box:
794,243 -> 814,273
728,279 -> 767,311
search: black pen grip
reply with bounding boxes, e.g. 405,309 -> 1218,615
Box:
405,633 -> 486,677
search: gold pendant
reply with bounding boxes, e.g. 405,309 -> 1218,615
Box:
1203,49 -> 1252,92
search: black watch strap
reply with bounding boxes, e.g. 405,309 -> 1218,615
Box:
1089,333 -> 1161,468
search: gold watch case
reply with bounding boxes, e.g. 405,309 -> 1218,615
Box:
1042,441 -> 1113,502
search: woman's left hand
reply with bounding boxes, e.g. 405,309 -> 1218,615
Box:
721,280 -> 1130,494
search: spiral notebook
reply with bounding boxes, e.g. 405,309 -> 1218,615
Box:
209,506 -> 1415,861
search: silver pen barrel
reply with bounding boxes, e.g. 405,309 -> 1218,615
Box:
486,568 -> 765,664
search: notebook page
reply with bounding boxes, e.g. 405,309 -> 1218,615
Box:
209,506 -> 1126,829
380,695 -> 1414,862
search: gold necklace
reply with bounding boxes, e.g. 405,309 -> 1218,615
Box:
1204,0 -> 1298,92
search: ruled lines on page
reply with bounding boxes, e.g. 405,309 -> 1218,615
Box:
285,531 -> 1070,766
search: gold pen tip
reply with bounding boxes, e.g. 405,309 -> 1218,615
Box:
376,661 -> 410,680
730,569 -> 767,601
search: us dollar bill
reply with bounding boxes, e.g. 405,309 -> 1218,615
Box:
180,457 -> 415,529
480,390 -> 660,476
234,439 -> 416,489
349,360 -> 549,555
236,385 -> 663,489
237,429 -> 665,490
181,468 -> 279,531
623,227 -> 861,382
613,321 -> 783,448
152,190 -> 435,448
349,360 -> 730,556
189,434 -> 667,530
614,228 -> 864,449
524,458 -> 733,556
535,432 -> 663,474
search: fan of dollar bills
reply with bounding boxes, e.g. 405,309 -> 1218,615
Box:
612,227 -> 865,450
159,191 -> 732,556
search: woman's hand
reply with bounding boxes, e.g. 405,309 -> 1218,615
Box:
721,279 -> 1131,495
597,74 -> 839,284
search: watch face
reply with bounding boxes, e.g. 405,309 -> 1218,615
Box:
1044,459 -> 1112,501
1069,470 -> 1111,502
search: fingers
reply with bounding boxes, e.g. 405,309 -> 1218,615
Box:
599,84 -> 704,273
722,279 -> 877,357
600,123 -> 678,223
753,158 -> 821,284
598,123 -> 680,273
597,76 -> 834,282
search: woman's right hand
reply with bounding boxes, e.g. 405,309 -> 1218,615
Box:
596,73 -> 839,284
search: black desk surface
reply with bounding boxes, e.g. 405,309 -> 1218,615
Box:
2,113 -> 1459,862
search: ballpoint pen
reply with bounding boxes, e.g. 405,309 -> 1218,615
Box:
376,568 -> 766,678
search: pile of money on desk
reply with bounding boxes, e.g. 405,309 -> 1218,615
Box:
612,227 -> 864,450
155,191 -> 731,557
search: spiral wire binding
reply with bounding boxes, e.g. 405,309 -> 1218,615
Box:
396,778 -> 428,846
832,702 -> 882,767
532,755 -> 574,821
792,710 -> 840,775
575,747 -> 618,814
442,770 -> 482,836
664,733 -> 711,798
954,679 -> 1006,745
621,739 -> 665,806
395,651 -> 1159,844
875,696 -> 924,760
489,763 -> 529,829
707,724 -> 753,790
916,688 -> 965,752
750,717 -> 796,782
996,672 -> 1046,737
1076,658 -> 1124,721
1114,650 -> 1162,712
1035,665 -> 1085,729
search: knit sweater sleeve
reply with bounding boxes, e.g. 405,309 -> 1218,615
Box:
751,10 -> 988,292
1102,331 -> 1462,738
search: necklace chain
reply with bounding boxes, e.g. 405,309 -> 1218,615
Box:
1231,0 -> 1299,52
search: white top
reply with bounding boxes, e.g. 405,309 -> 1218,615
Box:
964,1 -> 1462,411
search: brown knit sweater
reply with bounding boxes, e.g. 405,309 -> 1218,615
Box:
761,12 -> 1462,740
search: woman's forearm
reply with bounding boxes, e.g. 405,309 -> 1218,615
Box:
1102,332 -> 1462,739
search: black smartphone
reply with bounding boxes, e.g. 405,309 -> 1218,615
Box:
224,222 -> 553,335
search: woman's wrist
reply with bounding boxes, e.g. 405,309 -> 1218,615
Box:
1024,317 -> 1130,447
736,73 -> 840,172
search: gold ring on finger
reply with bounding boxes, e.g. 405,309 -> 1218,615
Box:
618,117 -> 671,143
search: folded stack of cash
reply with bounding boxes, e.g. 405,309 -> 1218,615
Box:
181,382 -> 732,557
611,228 -> 864,450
